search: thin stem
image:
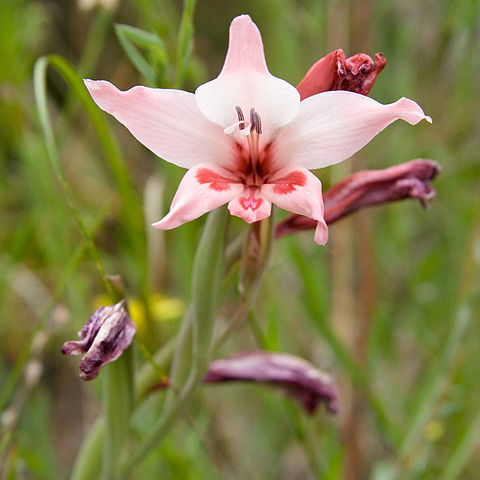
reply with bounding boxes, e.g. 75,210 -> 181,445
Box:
101,345 -> 135,480
215,209 -> 276,350
70,419 -> 104,480
121,207 -> 228,476
70,337 -> 176,480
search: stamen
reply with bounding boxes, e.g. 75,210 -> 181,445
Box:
235,106 -> 246,130
250,108 -> 262,135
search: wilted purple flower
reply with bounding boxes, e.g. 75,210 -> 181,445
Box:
62,300 -> 136,380
297,49 -> 387,100
276,159 -> 440,238
204,351 -> 338,414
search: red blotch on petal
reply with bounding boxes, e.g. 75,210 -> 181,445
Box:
271,171 -> 307,195
196,168 -> 235,192
239,191 -> 264,211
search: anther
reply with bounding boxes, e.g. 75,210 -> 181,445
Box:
235,106 -> 246,130
250,108 -> 262,135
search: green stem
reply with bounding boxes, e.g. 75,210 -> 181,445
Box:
102,345 -> 135,480
70,419 -> 104,480
121,207 -> 228,476
214,209 -> 276,349
70,337 -> 176,480
134,336 -> 177,404
162,307 -> 193,412
71,210 -> 277,478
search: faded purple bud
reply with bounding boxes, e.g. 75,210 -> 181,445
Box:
62,300 -> 136,381
204,351 -> 338,414
297,49 -> 386,100
276,159 -> 441,238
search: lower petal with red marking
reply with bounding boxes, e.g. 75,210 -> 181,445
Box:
152,164 -> 244,229
261,167 -> 328,245
228,187 -> 272,223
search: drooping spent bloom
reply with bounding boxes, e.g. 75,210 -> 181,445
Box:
297,49 -> 387,99
204,351 -> 338,414
62,300 -> 136,380
276,159 -> 441,238
85,15 -> 431,245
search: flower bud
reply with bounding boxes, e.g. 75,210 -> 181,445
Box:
276,159 -> 440,238
297,49 -> 387,99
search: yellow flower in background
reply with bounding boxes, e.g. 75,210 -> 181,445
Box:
92,293 -> 185,335
127,298 -> 147,333
423,419 -> 444,442
149,293 -> 185,322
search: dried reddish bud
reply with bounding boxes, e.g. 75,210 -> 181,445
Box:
297,49 -> 387,100
204,351 -> 338,414
276,159 -> 441,238
62,300 -> 136,381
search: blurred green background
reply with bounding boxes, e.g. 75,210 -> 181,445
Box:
0,0 -> 479,478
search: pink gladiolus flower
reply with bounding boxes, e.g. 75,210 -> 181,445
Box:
84,15 -> 431,245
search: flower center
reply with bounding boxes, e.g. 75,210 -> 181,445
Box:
224,106 -> 268,186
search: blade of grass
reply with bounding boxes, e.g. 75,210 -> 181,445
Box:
34,56 -> 115,297
33,55 -> 145,287
174,0 -> 197,88
288,239 -> 401,448
78,9 -> 114,78
398,208 -> 480,473
439,406 -> 480,480
115,24 -> 169,86
0,207 -> 109,415
397,301 -> 472,461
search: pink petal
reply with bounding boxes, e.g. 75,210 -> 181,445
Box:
195,15 -> 299,140
220,14 -> 269,76
228,187 -> 272,224
84,80 -> 232,169
314,222 -> 329,246
272,91 -> 432,171
152,164 -> 244,229
261,167 -> 328,245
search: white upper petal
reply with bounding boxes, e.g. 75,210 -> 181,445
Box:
272,90 -> 432,170
84,80 -> 232,169
194,15 -> 300,142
